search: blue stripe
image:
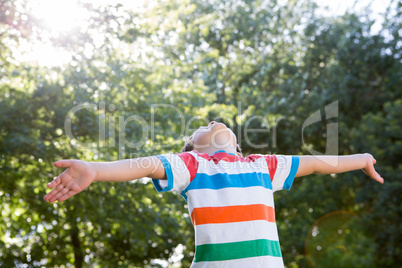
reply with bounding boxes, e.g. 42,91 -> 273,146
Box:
180,193 -> 188,201
213,150 -> 235,155
182,172 -> 272,195
152,155 -> 174,192
283,156 -> 299,190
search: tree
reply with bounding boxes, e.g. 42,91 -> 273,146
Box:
1,0 -> 400,266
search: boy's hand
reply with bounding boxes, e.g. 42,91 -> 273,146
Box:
361,153 -> 384,184
44,160 -> 97,204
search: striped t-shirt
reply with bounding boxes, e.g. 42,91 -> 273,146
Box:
152,150 -> 300,267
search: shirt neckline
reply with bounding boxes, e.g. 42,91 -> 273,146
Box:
213,150 -> 236,156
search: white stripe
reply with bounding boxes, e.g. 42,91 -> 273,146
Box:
272,155 -> 293,192
194,220 -> 280,246
191,255 -> 284,268
187,187 -> 274,213
157,179 -> 169,189
162,153 -> 191,193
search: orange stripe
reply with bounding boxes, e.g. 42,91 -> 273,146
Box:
191,204 -> 275,226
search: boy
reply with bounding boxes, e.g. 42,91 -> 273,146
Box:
44,121 -> 383,267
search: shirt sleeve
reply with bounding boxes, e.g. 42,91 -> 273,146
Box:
264,155 -> 300,192
152,151 -> 199,194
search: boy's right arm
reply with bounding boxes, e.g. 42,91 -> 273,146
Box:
43,156 -> 166,204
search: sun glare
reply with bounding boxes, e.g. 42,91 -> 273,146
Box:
19,0 -> 90,67
30,0 -> 87,36
20,0 -> 390,68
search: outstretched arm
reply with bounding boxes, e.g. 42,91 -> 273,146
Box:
43,156 -> 166,204
295,153 -> 384,184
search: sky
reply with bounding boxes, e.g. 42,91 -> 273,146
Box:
18,0 -> 394,67
316,0 -> 390,15
314,0 -> 392,33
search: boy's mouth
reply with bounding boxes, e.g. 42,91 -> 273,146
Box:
208,121 -> 226,128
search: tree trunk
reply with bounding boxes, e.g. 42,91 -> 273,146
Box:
71,224 -> 83,268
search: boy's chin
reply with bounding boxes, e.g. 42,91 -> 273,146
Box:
210,122 -> 228,130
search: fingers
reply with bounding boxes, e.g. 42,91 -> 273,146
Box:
371,156 -> 383,184
371,169 -> 383,184
43,183 -> 63,202
44,159 -> 78,203
364,154 -> 383,184
47,160 -> 72,189
47,176 -> 62,188
44,173 -> 69,201
43,190 -> 54,202
44,187 -> 76,203
43,188 -> 57,202
48,188 -> 69,204
368,166 -> 384,184
374,172 -> 384,184
58,191 -> 77,202
53,160 -> 73,168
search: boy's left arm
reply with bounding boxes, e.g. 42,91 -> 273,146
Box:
295,153 -> 384,184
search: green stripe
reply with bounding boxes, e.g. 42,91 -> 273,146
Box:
194,239 -> 282,263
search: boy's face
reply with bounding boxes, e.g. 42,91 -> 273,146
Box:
192,121 -> 237,151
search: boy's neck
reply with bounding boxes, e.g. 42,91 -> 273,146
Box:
195,146 -> 237,156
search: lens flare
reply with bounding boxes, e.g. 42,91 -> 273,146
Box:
305,210 -> 375,267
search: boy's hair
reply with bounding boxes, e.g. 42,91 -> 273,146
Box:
181,134 -> 243,156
